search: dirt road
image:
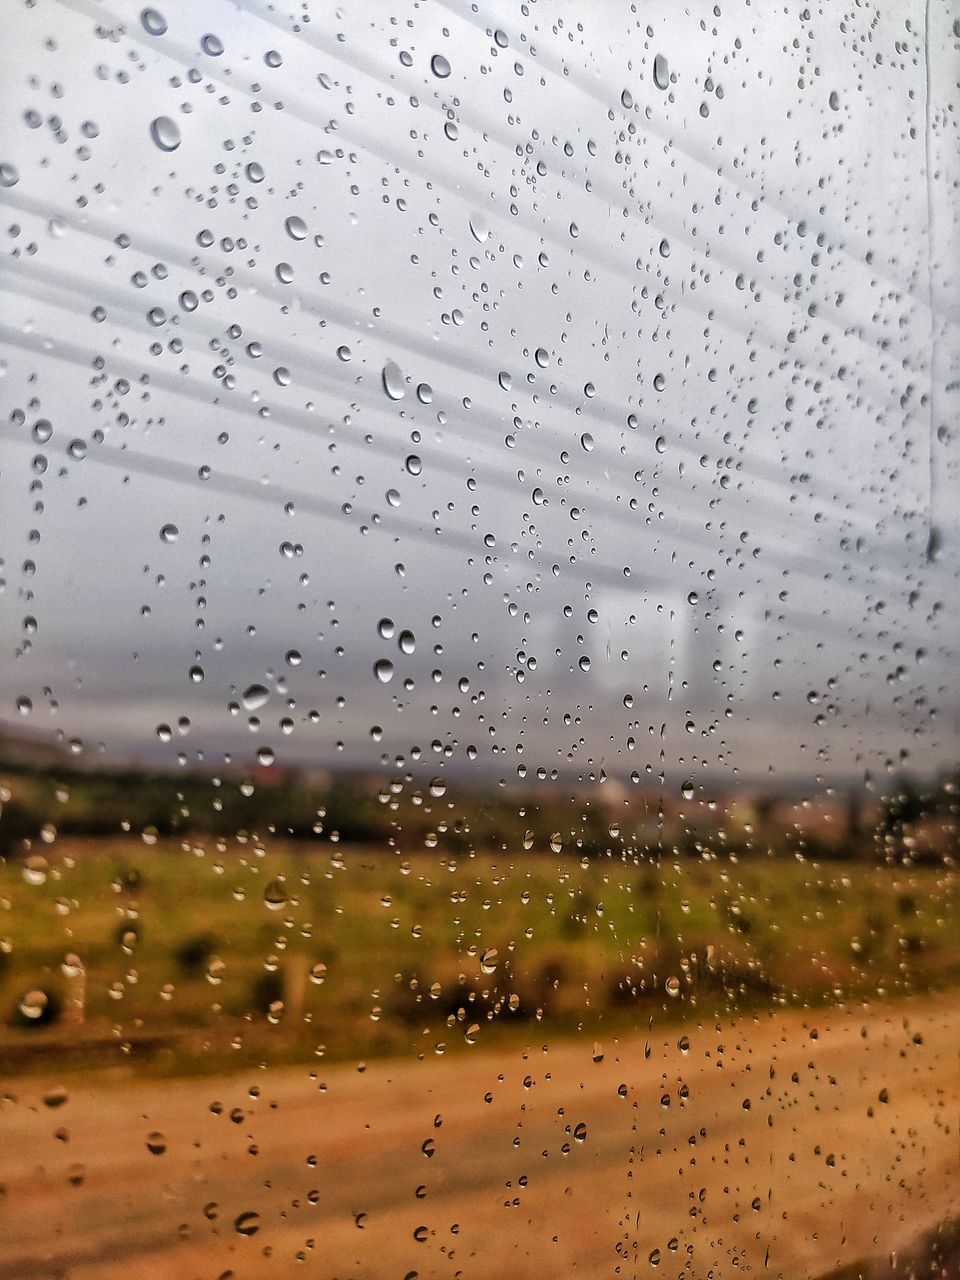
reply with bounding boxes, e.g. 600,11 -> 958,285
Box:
1,995 -> 957,1279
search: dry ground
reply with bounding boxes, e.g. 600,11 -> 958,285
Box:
1,994 -> 957,1280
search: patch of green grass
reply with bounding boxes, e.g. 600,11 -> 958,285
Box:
0,837 -> 956,1076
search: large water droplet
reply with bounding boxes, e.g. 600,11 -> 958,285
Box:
653,54 -> 670,90
149,116 -> 181,152
234,1211 -> 260,1236
382,361 -> 406,400
159,523 -> 179,543
374,658 -> 395,684
263,878 -> 288,911
201,33 -> 224,56
430,53 -> 451,78
141,8 -> 167,36
242,683 -> 270,710
284,215 -> 307,241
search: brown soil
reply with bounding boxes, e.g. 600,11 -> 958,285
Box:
0,994 -> 957,1279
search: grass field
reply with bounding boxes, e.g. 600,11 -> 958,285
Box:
1,836 -> 957,1073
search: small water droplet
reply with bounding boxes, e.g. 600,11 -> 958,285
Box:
145,1131 -> 167,1155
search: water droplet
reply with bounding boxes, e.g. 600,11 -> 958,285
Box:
580,432 -> 594,452
374,658 -> 395,684
149,116 -> 180,153
201,33 -> 224,56
159,523 -> 179,543
245,161 -> 265,183
480,947 -> 498,974
263,878 -> 288,911
398,629 -> 416,655
573,1122 -> 587,1143
0,162 -> 21,188
141,8 -> 167,37
242,684 -> 270,710
145,1131 -> 167,1155
234,1211 -> 260,1236
828,90 -> 840,111
23,855 -> 48,886
468,214 -> 490,244
680,780 -> 695,800
19,990 -> 49,1020
430,53 -> 451,79
665,976 -> 681,998
405,454 -> 422,476
382,360 -> 406,400
285,215 -> 307,241
67,439 -> 87,460
336,344 -> 351,362
264,49 -> 282,68
653,54 -> 669,90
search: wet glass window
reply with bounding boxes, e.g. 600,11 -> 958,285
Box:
1,4 -> 958,1278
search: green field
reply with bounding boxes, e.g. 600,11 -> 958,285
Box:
1,835 -> 957,1075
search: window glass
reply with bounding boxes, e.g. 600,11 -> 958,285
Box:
1,3 -> 957,1277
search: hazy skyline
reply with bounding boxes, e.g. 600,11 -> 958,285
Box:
2,0 -> 958,788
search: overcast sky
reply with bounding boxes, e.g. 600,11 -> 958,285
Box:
1,0 -> 958,790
